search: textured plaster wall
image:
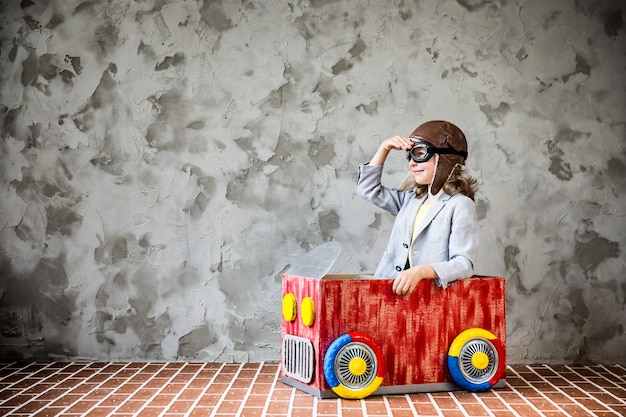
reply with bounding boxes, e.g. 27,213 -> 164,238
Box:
0,0 -> 624,364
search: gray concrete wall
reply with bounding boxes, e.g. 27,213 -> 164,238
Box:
0,0 -> 624,364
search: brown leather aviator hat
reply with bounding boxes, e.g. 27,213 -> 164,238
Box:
408,120 -> 468,195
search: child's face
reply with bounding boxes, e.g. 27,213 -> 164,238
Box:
409,154 -> 436,186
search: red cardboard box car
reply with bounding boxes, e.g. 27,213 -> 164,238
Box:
280,245 -> 506,399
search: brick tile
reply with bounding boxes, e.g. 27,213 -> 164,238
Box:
250,382 -> 273,394
433,395 -> 459,409
238,369 -> 260,379
440,410 -> 466,417
559,404 -> 597,416
14,400 -> 54,414
317,399 -> 340,414
339,398 -> 362,409
34,387 -> 66,400
590,392 -> 625,405
166,399 -> 195,413
69,382 -> 99,394
205,382 -> 229,393
188,378 -> 212,388
363,402 -> 388,415
128,388 -> 158,400
127,374 -> 153,383
497,391 -> 525,403
560,386 -> 590,398
293,393 -> 315,408
480,397 -> 507,410
528,397 -> 560,410
577,397 -> 610,411
224,387 -> 248,400
452,391 -> 479,403
292,408 -> 315,417
159,382 -> 186,394
99,393 -> 127,407
83,387 -> 114,400
188,407 -> 214,416
85,407 -> 117,417
213,374 -> 236,384
32,406 -> 66,417
546,377 -> 575,387
178,387 -> 203,400
461,403 -> 490,416
232,378 -> 253,388
509,403 -> 542,417
255,373 -> 278,383
245,394 -> 269,407
270,388 -> 293,401
515,386 -> 544,397
116,400 -> 147,413
154,369 -> 178,378
266,400 -> 290,414
411,402 -> 438,414
196,369 -> 218,378
65,399 -> 99,413
49,393 -> 81,407
146,394 -> 175,407
543,391 -> 576,404
216,399 -> 242,414
239,407 -> 265,417
113,382 -> 143,394
609,405 -> 626,415
390,410 -> 417,417
0,388 -> 20,400
386,395 -> 411,408
196,393 -> 222,407
136,407 -> 166,417
341,409 -> 366,417
492,411 -> 517,417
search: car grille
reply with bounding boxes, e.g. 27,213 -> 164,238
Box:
282,335 -> 315,384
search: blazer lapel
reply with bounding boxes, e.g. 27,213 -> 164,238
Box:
411,193 -> 450,241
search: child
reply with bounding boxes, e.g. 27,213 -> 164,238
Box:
356,120 -> 479,296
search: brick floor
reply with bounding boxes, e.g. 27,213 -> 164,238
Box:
0,362 -> 624,416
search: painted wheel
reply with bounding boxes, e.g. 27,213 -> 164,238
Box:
447,328 -> 505,392
323,332 -> 385,399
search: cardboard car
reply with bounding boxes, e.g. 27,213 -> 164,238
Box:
280,244 -> 506,399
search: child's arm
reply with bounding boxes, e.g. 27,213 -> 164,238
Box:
356,135 -> 415,215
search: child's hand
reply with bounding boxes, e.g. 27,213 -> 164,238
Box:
392,268 -> 422,296
381,135 -> 413,152
369,135 -> 414,166
392,264 -> 437,296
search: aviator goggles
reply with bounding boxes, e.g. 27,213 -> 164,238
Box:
406,139 -> 468,163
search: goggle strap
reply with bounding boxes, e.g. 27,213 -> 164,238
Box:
431,147 -> 468,159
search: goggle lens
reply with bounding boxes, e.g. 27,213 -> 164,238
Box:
406,143 -> 434,163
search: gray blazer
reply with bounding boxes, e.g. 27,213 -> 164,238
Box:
356,163 -> 478,288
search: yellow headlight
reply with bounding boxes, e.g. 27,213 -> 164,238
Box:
301,297 -> 315,327
282,293 -> 297,322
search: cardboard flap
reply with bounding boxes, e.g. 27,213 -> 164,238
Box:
285,242 -> 342,279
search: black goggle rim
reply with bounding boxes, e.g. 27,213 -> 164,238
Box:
406,140 -> 468,163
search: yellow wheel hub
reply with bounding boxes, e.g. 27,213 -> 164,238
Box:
348,357 -> 367,376
471,352 -> 489,370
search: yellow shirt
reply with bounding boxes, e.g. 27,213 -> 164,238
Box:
408,203 -> 432,266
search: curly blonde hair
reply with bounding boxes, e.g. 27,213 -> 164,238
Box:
398,163 -> 478,201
